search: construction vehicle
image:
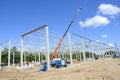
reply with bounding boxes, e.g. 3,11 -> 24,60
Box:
50,7 -> 82,68
50,58 -> 67,68
50,7 -> 82,60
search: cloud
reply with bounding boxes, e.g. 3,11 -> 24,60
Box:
108,43 -> 114,47
79,15 -> 110,28
101,34 -> 108,38
98,3 -> 120,16
96,40 -> 101,42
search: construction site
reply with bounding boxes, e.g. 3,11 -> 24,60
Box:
0,2 -> 120,80
0,24 -> 120,80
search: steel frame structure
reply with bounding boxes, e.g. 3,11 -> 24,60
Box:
21,25 -> 50,71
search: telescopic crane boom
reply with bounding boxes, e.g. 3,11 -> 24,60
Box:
50,7 -> 82,60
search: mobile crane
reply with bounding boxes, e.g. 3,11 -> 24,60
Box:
50,7 -> 82,61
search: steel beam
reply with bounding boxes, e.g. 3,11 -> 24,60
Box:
22,25 -> 47,37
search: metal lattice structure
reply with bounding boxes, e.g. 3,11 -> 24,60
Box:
67,33 -> 115,64
21,25 -> 50,70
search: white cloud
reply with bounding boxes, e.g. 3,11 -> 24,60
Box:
96,40 -> 101,42
108,43 -> 114,47
79,15 -> 110,28
101,34 -> 108,38
98,3 -> 120,16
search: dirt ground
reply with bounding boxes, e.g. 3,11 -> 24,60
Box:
0,58 -> 120,80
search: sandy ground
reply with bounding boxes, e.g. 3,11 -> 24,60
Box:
0,58 -> 120,80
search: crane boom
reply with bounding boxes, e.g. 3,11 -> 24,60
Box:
50,7 -> 82,60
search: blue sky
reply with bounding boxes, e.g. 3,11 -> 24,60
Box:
0,0 -> 120,46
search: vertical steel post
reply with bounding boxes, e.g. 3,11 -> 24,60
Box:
107,48 -> 109,58
24,52 -> 26,63
110,48 -> 112,58
45,26 -> 50,71
107,48 -> 108,58
108,47 -> 111,58
79,51 -> 82,61
39,52 -> 40,64
102,44 -> 105,59
98,44 -> 101,60
8,40 -> 11,67
81,37 -> 86,61
88,49 -> 91,60
76,53 -> 77,60
109,48 -> 111,58
21,37 -> 23,67
41,53 -> 43,62
103,45 -> 105,59
109,48 -> 112,58
13,52 -> 14,66
68,32 -> 73,65
112,47 -> 115,58
35,52 -> 36,63
90,41 -> 94,60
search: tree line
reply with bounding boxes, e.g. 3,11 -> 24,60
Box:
1,47 -> 115,64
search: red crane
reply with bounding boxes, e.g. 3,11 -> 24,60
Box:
50,7 -> 82,60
